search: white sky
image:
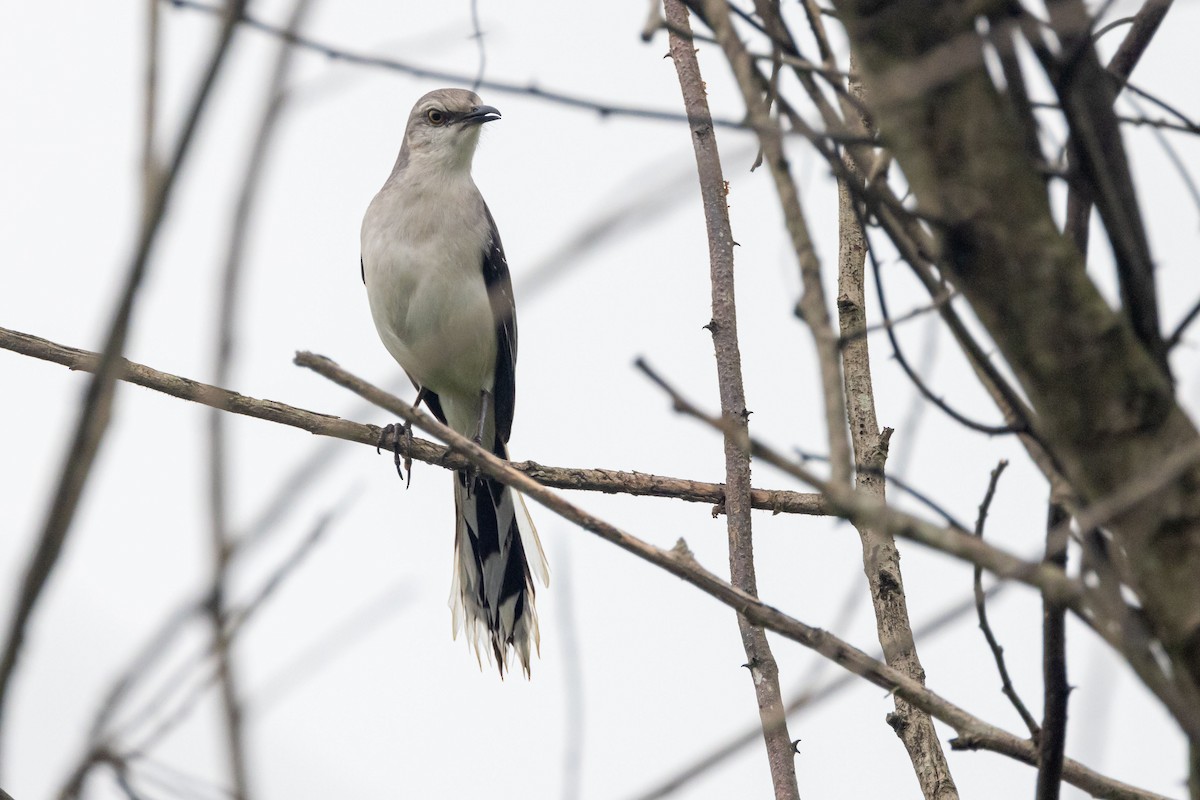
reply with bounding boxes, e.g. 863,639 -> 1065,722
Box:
2,1 -> 1199,799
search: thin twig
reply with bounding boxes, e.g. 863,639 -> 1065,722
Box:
0,0 -> 246,756
1037,502 -> 1072,800
1165,295 -> 1200,351
1123,82 -> 1198,132
58,498 -> 350,798
164,0 -> 831,137
205,0 -> 314,793
865,229 -> 1022,435
468,0 -> 486,91
835,289 -> 957,348
972,461 -> 1040,736
295,350 -> 1169,800
641,352 -> 1200,741
142,0 -> 161,213
666,3 -> 799,795
634,583 -> 1008,800
0,325 -> 828,516
1121,91 -> 1200,221
635,358 -> 1085,611
1033,101 -> 1200,135
247,582 -> 412,714
122,502 -> 347,756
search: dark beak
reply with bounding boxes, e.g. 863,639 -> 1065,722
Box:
459,105 -> 501,126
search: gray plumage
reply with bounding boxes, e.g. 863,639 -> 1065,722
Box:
360,88 -> 548,677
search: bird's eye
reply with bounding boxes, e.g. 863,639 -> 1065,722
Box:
426,109 -> 446,125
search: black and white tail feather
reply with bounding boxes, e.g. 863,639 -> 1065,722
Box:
450,450 -> 549,678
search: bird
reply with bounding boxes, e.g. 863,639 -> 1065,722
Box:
359,88 -> 549,678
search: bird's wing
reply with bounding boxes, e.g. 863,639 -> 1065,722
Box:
481,202 -> 517,449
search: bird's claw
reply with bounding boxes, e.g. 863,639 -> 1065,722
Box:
377,422 -> 415,487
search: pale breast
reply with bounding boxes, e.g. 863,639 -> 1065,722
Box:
361,177 -> 497,402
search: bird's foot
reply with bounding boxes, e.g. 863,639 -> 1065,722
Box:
377,422 -> 416,487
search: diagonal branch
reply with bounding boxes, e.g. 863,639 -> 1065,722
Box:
0,0 -> 246,756
634,583 -> 1011,800
297,350 -> 1170,800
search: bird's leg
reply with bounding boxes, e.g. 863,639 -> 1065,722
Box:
376,387 -> 428,487
464,389 -> 492,489
473,389 -> 492,447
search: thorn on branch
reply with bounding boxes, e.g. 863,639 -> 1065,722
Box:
670,537 -> 695,562
948,734 -> 983,751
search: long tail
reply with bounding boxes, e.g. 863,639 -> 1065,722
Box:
449,451 -> 549,678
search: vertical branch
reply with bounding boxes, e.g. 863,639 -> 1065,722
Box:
142,0 -> 160,213
972,462 -> 1040,736
836,64 -> 958,800
0,0 -> 246,760
696,0 -> 852,488
1047,0 -> 1167,376
664,3 -> 799,797
205,0 -> 313,796
1037,502 -> 1071,800
1063,0 -> 1173,261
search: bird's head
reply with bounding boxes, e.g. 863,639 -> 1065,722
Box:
400,88 -> 501,173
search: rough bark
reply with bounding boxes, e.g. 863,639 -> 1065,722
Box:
832,0 -> 1200,730
665,2 -> 800,796
838,139 -> 958,797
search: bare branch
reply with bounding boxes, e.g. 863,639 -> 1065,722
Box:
837,72 -> 957,798
698,0 -> 853,486
641,352 -> 1200,741
166,0 -> 835,136
204,0 -> 313,793
468,0 -> 486,91
0,325 -> 828,517
865,219 -> 1023,435
1037,502 -> 1072,800
1048,0 -> 1168,375
635,358 -> 1086,610
1166,296 -> 1200,351
666,2 -> 798,794
298,350 -> 1168,800
972,460 -> 1040,736
0,0 -> 246,754
1106,0 -> 1174,87
634,583 -> 1011,800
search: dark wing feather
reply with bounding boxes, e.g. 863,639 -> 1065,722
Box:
481,203 -> 517,451
423,390 -> 447,426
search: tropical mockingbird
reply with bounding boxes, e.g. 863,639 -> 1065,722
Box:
360,88 -> 548,678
